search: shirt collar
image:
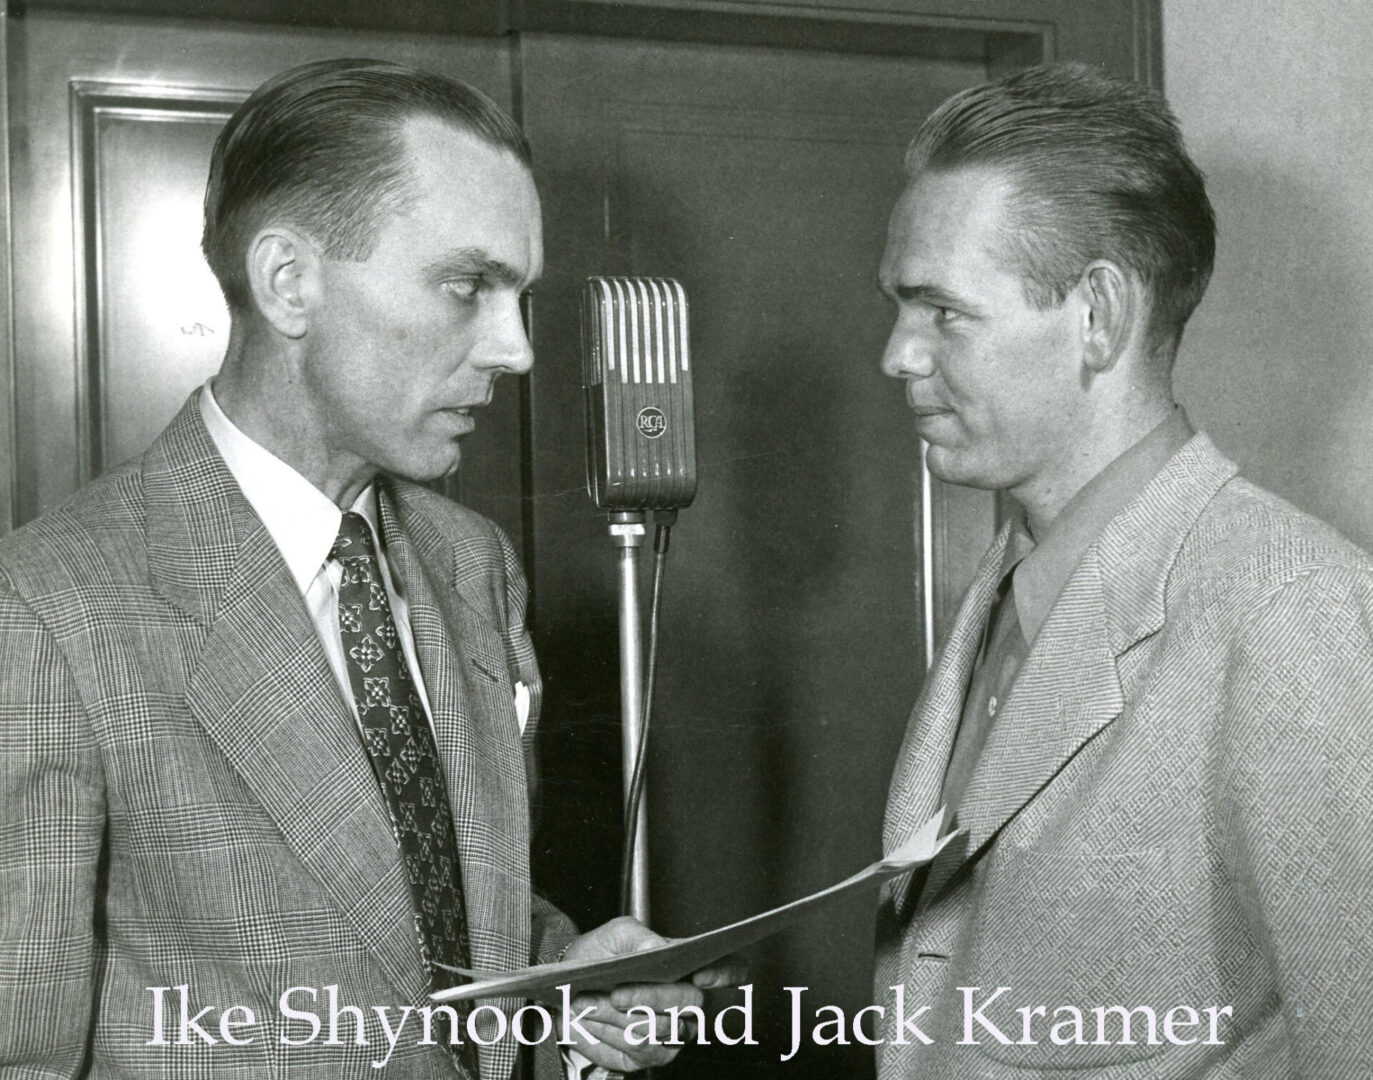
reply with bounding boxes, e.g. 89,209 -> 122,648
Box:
199,382 -> 379,595
1005,406 -> 1195,646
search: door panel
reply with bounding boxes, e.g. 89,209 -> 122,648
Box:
75,88 -> 237,475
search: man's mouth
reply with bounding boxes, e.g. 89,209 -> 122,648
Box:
904,385 -> 948,417
448,393 -> 493,415
441,407 -> 479,433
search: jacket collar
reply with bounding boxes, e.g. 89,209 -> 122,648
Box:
144,393 -> 263,628
1094,432 -> 1239,655
1010,406 -> 1195,648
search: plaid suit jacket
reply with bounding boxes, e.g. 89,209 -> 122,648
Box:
876,434 -> 1373,1079
0,396 -> 576,1078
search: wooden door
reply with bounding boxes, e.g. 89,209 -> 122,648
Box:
519,30 -> 1005,1078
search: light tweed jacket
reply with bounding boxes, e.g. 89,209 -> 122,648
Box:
876,434 -> 1373,1079
0,396 -> 575,1078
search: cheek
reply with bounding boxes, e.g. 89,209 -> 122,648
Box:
983,329 -> 1077,411
404,316 -> 470,372
938,340 -> 1004,422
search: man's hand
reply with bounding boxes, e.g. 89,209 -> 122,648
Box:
559,916 -> 746,1072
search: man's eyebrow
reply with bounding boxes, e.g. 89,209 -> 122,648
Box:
424,248 -> 527,287
884,281 -> 969,308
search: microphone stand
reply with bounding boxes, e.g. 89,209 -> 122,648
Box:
608,510 -> 651,923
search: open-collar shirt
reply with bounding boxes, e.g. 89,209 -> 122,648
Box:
941,408 -> 1196,820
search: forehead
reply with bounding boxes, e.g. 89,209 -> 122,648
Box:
388,115 -> 543,278
880,166 -> 1021,288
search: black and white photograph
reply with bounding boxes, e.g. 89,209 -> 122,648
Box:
0,2 -> 1369,1078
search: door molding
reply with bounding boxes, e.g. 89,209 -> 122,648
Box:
69,81 -> 242,484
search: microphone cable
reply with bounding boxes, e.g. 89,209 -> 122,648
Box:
620,510 -> 675,914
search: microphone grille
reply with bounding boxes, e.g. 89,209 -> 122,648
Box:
582,277 -> 689,388
581,276 -> 697,511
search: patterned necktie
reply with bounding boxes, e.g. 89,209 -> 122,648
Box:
329,511 -> 478,1076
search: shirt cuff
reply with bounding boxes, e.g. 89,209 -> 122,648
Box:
563,1047 -> 620,1080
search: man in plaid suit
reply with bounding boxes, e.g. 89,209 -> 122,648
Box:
874,65 -> 1373,1077
0,61 -> 726,1078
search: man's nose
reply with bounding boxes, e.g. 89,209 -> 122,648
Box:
880,317 -> 936,380
477,293 -> 535,376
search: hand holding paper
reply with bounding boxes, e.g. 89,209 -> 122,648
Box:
434,810 -> 954,1005
549,917 -> 748,1072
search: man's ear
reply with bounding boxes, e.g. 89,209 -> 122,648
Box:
1077,260 -> 1143,374
245,227 -> 317,339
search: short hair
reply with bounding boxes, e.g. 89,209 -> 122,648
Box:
202,58 -> 532,312
905,62 -> 1215,359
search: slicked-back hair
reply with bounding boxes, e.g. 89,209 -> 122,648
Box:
202,58 -> 532,313
906,62 -> 1215,359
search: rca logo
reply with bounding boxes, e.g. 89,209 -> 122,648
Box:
636,406 -> 667,439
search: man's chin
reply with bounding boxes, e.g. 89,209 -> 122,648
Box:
383,447 -> 463,486
922,445 -> 1000,491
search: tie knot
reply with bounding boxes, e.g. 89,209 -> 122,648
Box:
329,511 -> 376,563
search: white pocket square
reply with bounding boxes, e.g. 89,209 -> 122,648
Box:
514,680 -> 530,733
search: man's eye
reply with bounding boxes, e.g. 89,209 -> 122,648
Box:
442,278 -> 481,301
934,306 -> 960,325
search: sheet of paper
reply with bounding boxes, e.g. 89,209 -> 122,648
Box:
431,810 -> 955,1004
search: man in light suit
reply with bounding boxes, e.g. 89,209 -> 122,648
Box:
0,60 -> 724,1078
874,64 -> 1373,1078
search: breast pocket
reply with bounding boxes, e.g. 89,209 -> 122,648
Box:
462,649 -> 522,738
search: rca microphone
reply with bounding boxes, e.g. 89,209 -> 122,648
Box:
582,277 -> 698,511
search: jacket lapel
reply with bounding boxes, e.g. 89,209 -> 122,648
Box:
919,433 -> 1241,904
921,549 -> 1124,900
379,487 -> 532,982
146,397 -> 428,1005
380,486 -> 531,1080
